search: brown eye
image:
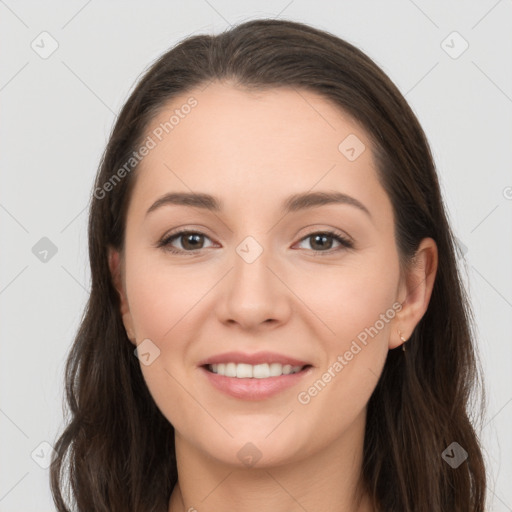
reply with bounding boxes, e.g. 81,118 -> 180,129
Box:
158,231 -> 214,254
179,233 -> 205,250
295,231 -> 354,253
158,229 -> 353,256
309,233 -> 335,251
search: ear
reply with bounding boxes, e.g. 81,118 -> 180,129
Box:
108,246 -> 137,346
389,237 -> 438,349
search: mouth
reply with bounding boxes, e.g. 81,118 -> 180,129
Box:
203,362 -> 312,378
199,354 -> 314,400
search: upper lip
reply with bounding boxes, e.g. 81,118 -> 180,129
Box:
198,351 -> 311,367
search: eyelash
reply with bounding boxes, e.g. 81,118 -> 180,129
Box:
157,229 -> 354,256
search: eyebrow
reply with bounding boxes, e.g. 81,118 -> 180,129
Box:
145,190 -> 372,219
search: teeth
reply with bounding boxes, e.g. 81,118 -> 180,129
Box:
225,363 -> 237,377
209,362 -> 303,378
236,363 -> 253,378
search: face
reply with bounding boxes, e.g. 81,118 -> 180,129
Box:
111,82 -> 412,468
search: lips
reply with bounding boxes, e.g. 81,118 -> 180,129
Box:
197,351 -> 314,400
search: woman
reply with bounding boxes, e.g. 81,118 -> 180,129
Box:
50,18 -> 487,511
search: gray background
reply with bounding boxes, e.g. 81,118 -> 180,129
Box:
1,1 -> 511,510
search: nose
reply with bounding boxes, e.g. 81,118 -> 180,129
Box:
217,239 -> 292,331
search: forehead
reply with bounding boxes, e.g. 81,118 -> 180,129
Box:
129,81 -> 388,221
145,81 -> 364,154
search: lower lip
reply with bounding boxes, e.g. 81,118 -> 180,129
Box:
200,366 -> 313,400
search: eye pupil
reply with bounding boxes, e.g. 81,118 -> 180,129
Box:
182,233 -> 203,250
311,234 -> 333,251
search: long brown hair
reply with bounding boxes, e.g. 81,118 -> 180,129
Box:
50,18 -> 487,511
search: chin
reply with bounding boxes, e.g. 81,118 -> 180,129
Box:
190,424 -> 310,469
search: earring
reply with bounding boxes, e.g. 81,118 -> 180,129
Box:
399,330 -> 407,351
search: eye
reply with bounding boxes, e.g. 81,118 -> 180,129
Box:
157,228 -> 354,255
158,230 -> 215,254
295,230 -> 354,254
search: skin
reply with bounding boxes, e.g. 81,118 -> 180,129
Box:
109,81 -> 438,512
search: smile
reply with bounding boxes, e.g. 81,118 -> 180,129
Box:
207,362 -> 306,378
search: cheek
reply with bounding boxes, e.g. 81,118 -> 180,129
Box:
124,255 -> 206,428
125,253 -> 207,342
293,254 -> 398,423
295,254 -> 400,346
294,284 -> 395,449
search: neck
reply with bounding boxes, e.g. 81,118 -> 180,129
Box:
168,410 -> 374,512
